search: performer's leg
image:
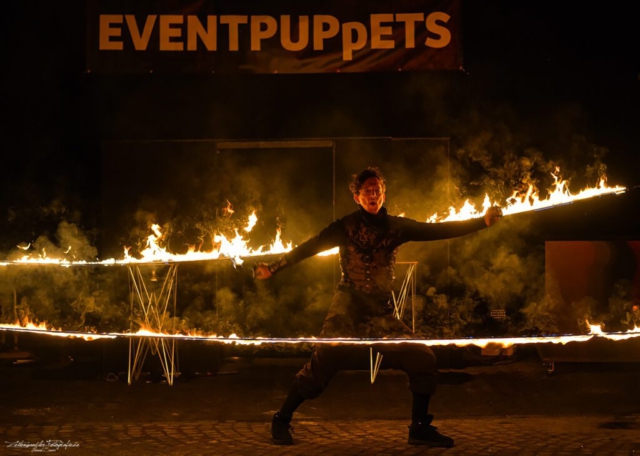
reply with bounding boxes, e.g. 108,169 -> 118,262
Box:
278,381 -> 306,417
273,290 -> 356,445
272,344 -> 352,445
379,344 -> 454,448
411,391 -> 431,423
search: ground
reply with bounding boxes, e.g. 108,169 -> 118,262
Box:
1,341 -> 639,455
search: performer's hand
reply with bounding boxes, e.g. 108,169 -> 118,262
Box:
253,263 -> 272,280
484,206 -> 503,227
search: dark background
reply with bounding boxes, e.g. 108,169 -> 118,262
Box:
1,1 -> 639,252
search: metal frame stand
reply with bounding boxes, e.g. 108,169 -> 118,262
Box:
127,264 -> 178,386
370,261 -> 418,384
393,261 -> 417,331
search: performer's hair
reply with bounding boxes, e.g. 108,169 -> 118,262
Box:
349,167 -> 386,194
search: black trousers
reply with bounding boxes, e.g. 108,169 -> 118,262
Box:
294,290 -> 438,399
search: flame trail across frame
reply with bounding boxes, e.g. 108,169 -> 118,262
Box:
1,323 -> 639,348
0,181 -> 628,267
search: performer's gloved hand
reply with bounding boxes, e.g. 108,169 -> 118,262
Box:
253,263 -> 272,280
253,256 -> 289,280
484,206 -> 503,227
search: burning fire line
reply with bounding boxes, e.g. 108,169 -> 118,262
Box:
1,323 -> 638,348
3,214 -> 293,267
426,174 -> 626,222
0,323 -> 117,341
1,175 -> 627,266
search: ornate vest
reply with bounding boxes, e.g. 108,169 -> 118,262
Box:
338,211 -> 400,297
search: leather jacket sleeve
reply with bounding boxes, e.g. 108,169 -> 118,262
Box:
283,219 -> 345,266
397,216 -> 487,243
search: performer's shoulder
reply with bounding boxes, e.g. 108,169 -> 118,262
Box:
388,213 -> 419,225
337,210 -> 360,223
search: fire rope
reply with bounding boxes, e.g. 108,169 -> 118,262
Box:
1,323 -> 639,346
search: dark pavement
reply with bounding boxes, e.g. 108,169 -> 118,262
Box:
1,340 -> 640,455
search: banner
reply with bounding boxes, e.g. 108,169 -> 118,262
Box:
87,0 -> 462,73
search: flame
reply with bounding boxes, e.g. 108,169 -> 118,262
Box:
222,200 -> 235,217
0,320 -> 116,341
587,321 -> 605,336
7,210 -> 293,266
244,211 -> 258,232
317,247 -> 340,257
119,220 -> 292,266
11,243 -> 86,267
116,214 -> 293,265
586,321 -> 640,341
428,173 -> 625,223
427,197 -> 492,223
267,227 -> 292,255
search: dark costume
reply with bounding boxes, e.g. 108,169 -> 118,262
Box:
271,206 -> 487,399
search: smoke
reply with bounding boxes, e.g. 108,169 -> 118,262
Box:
0,263 -> 129,332
1,219 -> 127,332
173,259 -> 333,338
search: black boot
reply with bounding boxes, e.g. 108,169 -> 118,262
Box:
271,413 -> 294,445
408,414 -> 454,447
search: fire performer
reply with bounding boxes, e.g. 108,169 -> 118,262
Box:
254,167 -> 502,447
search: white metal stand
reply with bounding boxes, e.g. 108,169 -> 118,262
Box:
127,264 -> 178,386
370,261 -> 418,384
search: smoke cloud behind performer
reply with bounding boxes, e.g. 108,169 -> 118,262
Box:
255,166 -> 502,447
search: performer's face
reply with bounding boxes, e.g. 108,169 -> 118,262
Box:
354,177 -> 386,214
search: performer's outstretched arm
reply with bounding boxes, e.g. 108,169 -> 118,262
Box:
400,206 -> 502,242
254,219 -> 345,279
